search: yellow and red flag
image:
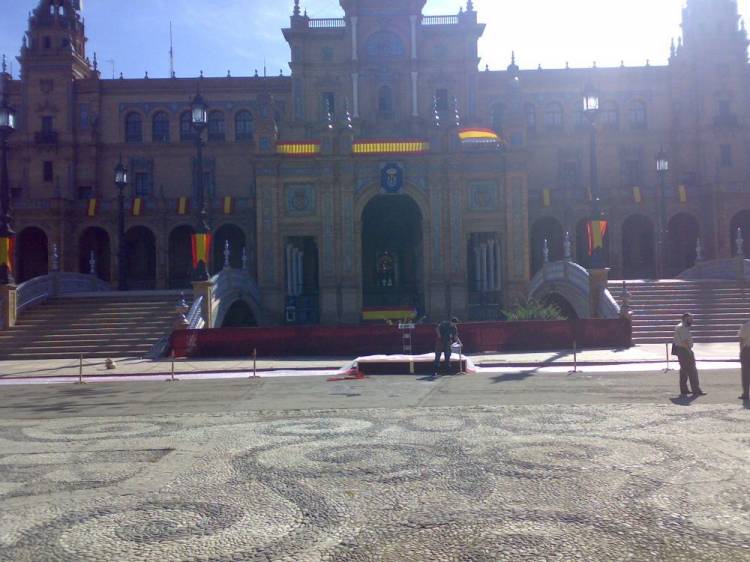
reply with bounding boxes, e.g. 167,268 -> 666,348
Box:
458,128 -> 500,142
542,189 -> 551,207
131,197 -> 144,217
223,196 -> 234,215
0,237 -> 14,272
587,220 -> 608,256
632,186 -> 642,204
276,141 -> 321,156
678,185 -> 688,203
191,233 -> 212,269
86,198 -> 98,217
177,197 -> 190,215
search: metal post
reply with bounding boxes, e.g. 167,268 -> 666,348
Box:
77,353 -> 85,384
253,348 -> 257,378
664,342 -> 671,373
167,350 -> 179,382
0,125 -> 15,286
117,181 -> 126,290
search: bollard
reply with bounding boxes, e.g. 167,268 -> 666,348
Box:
76,354 -> 85,384
664,342 -> 671,373
167,351 -> 179,382
253,348 -> 257,378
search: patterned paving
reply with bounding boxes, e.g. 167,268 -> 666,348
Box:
0,405 -> 748,561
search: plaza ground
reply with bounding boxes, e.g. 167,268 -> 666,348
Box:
0,353 -> 748,561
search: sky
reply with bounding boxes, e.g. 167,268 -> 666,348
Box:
2,0 -> 749,80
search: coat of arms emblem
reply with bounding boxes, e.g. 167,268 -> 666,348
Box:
381,163 -> 403,194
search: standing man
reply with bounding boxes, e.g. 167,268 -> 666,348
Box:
738,319 -> 750,400
673,313 -> 706,397
433,317 -> 459,376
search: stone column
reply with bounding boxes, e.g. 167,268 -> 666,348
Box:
504,154 -> 531,304
588,268 -> 610,319
257,171 -> 284,325
0,284 -> 17,330
192,280 -> 215,328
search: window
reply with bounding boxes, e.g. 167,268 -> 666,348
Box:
41,116 -> 54,133
321,92 -> 335,116
125,112 -> 143,143
378,86 -> 393,113
43,161 -> 53,182
180,111 -> 194,142
435,89 -> 449,112
134,172 -> 151,196
628,101 -> 647,130
525,104 -> 537,131
601,101 -> 619,129
624,160 -> 642,187
77,186 -> 93,200
235,110 -> 254,142
152,111 -> 170,143
207,111 -> 225,141
544,102 -> 564,130
721,144 -> 733,166
490,103 -> 504,132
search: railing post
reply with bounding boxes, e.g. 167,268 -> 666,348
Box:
192,278 -> 215,329
0,284 -> 17,329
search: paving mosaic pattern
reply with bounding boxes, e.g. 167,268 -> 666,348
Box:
0,404 -> 748,561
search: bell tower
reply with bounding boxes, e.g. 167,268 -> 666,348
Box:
679,0 -> 749,63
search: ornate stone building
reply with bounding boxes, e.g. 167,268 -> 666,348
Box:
3,0 -> 750,325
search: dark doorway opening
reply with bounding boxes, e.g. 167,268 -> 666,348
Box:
212,224 -> 246,274
16,227 -> 49,283
79,227 -> 111,281
621,214 -> 655,279
530,217 -> 564,275
124,226 -> 156,290
666,213 -> 699,276
221,300 -> 258,328
169,225 -> 194,289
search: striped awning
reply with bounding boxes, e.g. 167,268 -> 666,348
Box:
276,141 -> 321,156
352,140 -> 429,155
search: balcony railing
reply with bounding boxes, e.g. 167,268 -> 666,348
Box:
34,131 -> 58,144
307,18 -> 346,29
422,15 -> 459,25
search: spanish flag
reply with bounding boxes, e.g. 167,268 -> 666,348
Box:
587,220 -> 608,256
131,197 -> 144,217
86,198 -> 98,217
177,197 -> 190,215
678,184 -> 688,203
191,233 -> 212,269
543,189 -> 551,207
458,128 -> 500,142
0,237 -> 14,272
223,196 -> 234,215
632,186 -> 642,204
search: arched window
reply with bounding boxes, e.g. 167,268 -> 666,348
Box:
378,86 -> 393,113
544,102 -> 564,131
629,100 -> 647,130
525,103 -> 537,131
208,110 -> 225,141
179,111 -> 194,142
490,103 -> 505,132
235,110 -> 254,142
365,31 -> 405,59
152,111 -> 170,143
601,101 -> 619,129
125,112 -> 143,143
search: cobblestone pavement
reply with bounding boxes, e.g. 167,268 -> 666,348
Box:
0,403 -> 748,561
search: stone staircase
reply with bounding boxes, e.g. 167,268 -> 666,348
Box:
609,280 -> 750,344
0,292 -> 187,360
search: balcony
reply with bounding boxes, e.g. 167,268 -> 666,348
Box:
34,131 -> 59,145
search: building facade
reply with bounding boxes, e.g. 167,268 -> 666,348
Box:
3,0 -> 750,325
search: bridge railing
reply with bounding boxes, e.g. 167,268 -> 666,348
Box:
678,257 -> 750,282
17,272 -> 111,313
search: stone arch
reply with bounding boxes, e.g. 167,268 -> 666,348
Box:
212,223 -> 246,274
667,212 -> 700,276
124,225 -> 157,289
530,216 -> 564,275
168,224 -> 194,289
78,226 -> 111,281
219,300 -> 258,328
542,292 -> 579,320
729,209 -> 750,256
16,226 -> 49,283
621,214 -> 655,279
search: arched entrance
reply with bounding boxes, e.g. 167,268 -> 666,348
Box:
575,218 -> 610,268
667,213 -> 699,276
729,210 -> 750,256
221,300 -> 258,328
79,227 -> 111,281
16,227 -> 49,283
169,225 -> 194,289
361,194 -> 423,311
621,215 -> 655,279
124,226 -> 156,290
530,217 -> 564,274
543,292 -> 578,320
212,224 -> 246,274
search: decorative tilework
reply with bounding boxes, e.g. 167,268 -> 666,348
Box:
449,188 -> 462,274
322,191 -> 335,275
285,185 -> 316,217
468,182 -> 498,211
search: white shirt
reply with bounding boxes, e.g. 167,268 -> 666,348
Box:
674,322 -> 693,350
739,320 -> 750,351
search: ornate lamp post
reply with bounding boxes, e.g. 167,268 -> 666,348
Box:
0,91 -> 17,285
583,85 -> 607,269
114,158 -> 128,290
655,148 -> 669,278
190,90 -> 211,281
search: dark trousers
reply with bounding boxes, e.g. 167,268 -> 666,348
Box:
434,340 -> 452,373
741,348 -> 750,397
675,346 -> 701,394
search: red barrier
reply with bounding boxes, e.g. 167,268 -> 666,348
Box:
170,318 -> 632,358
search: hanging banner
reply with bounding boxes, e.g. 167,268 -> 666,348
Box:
542,189 -> 551,207
223,196 -> 234,215
632,186 -> 642,204
86,198 -> 98,217
678,185 -> 688,203
587,220 -> 608,256
177,197 -> 190,215
131,197 -> 144,216
191,233 -> 212,269
0,237 -> 14,272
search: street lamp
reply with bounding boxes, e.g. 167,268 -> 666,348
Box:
583,85 -> 607,269
0,92 -> 17,286
190,90 -> 211,281
656,148 -> 669,278
114,157 -> 128,290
